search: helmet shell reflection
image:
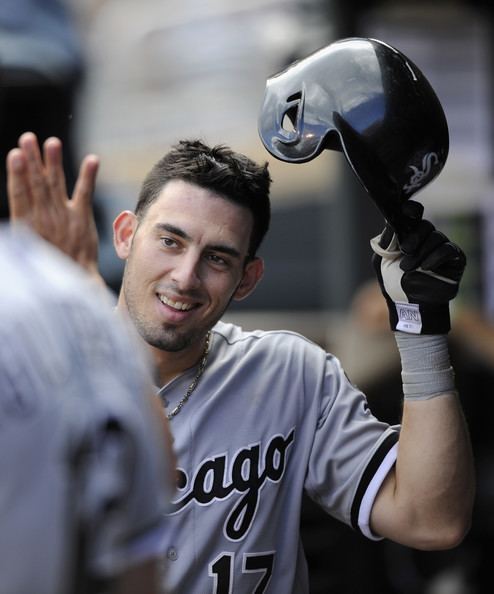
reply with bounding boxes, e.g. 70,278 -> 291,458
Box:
258,37 -> 448,209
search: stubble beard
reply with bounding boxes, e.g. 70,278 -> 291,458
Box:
135,317 -> 193,352
125,289 -> 199,353
122,270 -> 228,354
121,247 -> 238,353
131,307 -> 217,353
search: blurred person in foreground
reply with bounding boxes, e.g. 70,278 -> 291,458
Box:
5,132 -> 475,594
0,217 -> 175,591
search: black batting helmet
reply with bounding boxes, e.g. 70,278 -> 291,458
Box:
258,37 -> 449,230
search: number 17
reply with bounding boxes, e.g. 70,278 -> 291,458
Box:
209,551 -> 275,594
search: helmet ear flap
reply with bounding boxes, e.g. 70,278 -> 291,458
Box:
281,107 -> 296,133
281,101 -> 301,134
278,90 -> 305,143
258,81 -> 330,162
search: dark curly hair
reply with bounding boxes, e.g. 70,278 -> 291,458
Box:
135,139 -> 272,257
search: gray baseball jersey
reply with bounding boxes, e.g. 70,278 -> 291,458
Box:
159,320 -> 399,594
0,227 -> 172,594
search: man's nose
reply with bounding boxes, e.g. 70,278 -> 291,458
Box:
171,252 -> 202,290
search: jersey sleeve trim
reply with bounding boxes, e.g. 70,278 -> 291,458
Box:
350,431 -> 399,539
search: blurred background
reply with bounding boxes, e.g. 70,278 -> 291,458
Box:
1,0 -> 493,592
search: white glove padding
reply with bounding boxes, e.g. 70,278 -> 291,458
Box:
370,218 -> 466,334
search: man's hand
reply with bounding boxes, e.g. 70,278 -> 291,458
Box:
370,206 -> 466,334
7,132 -> 101,277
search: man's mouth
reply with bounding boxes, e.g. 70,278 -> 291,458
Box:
158,294 -> 196,311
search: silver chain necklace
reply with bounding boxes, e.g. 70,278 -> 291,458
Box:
165,331 -> 211,420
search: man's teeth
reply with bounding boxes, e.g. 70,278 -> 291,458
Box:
159,295 -> 193,311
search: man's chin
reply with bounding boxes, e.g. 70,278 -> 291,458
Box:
146,336 -> 186,353
144,326 -> 197,353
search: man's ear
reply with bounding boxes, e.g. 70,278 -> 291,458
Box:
233,257 -> 264,301
113,211 -> 138,260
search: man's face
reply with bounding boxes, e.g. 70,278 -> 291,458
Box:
114,179 -> 263,353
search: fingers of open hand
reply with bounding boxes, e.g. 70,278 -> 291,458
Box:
72,154 -> 99,214
68,155 -> 100,266
65,201 -> 100,266
19,133 -> 71,241
43,137 -> 68,204
6,148 -> 31,219
18,132 -> 51,205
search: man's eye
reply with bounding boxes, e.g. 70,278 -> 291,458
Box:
207,254 -> 227,266
160,237 -> 177,248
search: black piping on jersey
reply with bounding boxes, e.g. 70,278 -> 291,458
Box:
350,431 -> 399,534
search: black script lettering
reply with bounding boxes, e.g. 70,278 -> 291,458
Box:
171,457 -> 234,511
168,428 -> 295,542
264,434 -> 294,481
231,445 -> 261,489
193,457 -> 234,504
225,429 -> 295,540
226,445 -> 263,540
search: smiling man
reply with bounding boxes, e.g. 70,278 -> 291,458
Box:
6,132 -> 474,594
114,176 -> 263,386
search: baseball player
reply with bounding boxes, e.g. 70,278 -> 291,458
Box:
0,223 -> 174,594
6,132 -> 474,594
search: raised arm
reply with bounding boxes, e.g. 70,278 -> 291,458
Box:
7,132 -> 104,283
369,209 -> 475,550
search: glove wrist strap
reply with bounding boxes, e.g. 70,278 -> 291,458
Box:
395,333 -> 456,400
385,298 -> 451,335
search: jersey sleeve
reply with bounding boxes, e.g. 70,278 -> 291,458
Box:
304,352 -> 399,540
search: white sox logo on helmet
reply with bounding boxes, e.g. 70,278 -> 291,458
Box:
168,428 -> 295,541
403,152 -> 439,194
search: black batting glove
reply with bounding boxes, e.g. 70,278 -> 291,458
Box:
370,207 -> 466,334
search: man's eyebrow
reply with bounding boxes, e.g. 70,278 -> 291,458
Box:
208,243 -> 242,259
154,223 -> 189,239
154,223 -> 242,259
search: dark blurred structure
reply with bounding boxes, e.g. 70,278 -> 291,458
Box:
0,0 -> 84,219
